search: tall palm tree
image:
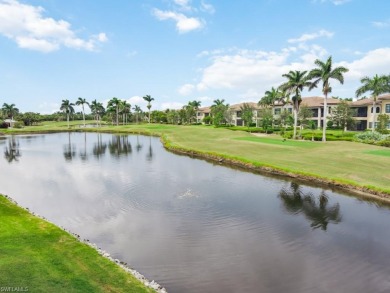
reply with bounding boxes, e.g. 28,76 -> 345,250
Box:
355,74 -> 389,131
75,97 -> 90,127
308,56 -> 349,141
279,70 -> 311,139
107,97 -> 121,126
90,99 -> 105,126
1,103 -> 19,121
133,105 -> 142,124
60,99 -> 75,129
143,95 -> 154,123
120,100 -> 131,125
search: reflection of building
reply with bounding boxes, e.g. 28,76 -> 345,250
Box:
195,94 -> 390,130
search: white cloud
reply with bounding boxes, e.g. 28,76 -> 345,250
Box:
372,20 -> 390,28
288,29 -> 334,43
311,0 -> 351,5
178,83 -> 195,95
332,0 -> 351,5
200,1 -> 215,14
153,9 -> 204,33
38,102 -> 60,114
0,0 -> 107,52
161,102 -> 184,110
338,48 -> 390,79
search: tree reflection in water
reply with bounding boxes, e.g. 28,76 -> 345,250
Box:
146,136 -> 153,161
63,132 -> 76,161
108,135 -> 132,158
279,182 -> 342,230
79,132 -> 88,161
4,136 -> 21,163
92,133 -> 107,159
136,135 -> 143,152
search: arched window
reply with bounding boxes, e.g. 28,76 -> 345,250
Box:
371,106 -> 381,113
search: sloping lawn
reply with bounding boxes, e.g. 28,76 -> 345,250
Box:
0,195 -> 153,293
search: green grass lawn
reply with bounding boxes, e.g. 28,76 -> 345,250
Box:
3,121 -> 390,195
0,195 -> 154,293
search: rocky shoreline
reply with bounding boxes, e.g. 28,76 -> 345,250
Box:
1,194 -> 168,293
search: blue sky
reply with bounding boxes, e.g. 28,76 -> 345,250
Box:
0,0 -> 389,113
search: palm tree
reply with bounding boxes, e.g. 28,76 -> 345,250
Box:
212,99 -> 225,106
143,95 -> 154,123
90,100 -> 105,126
259,87 -> 281,109
308,56 -> 349,141
75,97 -> 90,127
107,97 -> 121,126
60,99 -> 75,129
1,103 -> 19,121
122,101 -> 131,125
279,70 -> 311,139
133,105 -> 142,124
356,74 -> 389,131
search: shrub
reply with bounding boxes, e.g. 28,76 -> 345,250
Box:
13,121 -> 24,128
354,131 -> 384,143
0,122 -> 9,129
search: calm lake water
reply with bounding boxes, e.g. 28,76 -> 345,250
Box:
1,132 -> 390,293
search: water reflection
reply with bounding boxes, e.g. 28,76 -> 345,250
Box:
79,132 -> 88,161
63,132 -> 76,161
136,135 -> 143,152
279,182 -> 342,230
93,133 -> 107,159
2,133 -> 390,293
146,136 -> 153,161
108,135 -> 132,158
4,136 -> 21,163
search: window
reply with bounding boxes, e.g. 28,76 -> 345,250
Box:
386,104 -> 390,113
368,122 -> 379,129
274,108 -> 281,115
371,106 -> 380,113
288,108 -> 292,114
236,111 -> 242,117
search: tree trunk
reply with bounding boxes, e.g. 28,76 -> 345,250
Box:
322,94 -> 328,142
293,106 -> 298,140
116,106 -> 119,126
82,105 -> 86,127
67,113 -> 70,129
372,100 -> 376,132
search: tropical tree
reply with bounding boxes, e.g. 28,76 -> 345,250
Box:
107,97 -> 121,126
211,99 -> 229,126
133,105 -> 142,124
143,95 -> 154,123
331,100 -> 356,131
75,97 -> 90,127
119,100 -> 131,125
60,99 -> 75,129
377,114 -> 389,133
259,108 -> 273,133
308,56 -> 349,141
2,103 -> 19,121
279,70 -> 312,139
187,100 -> 201,123
90,99 -> 105,126
355,74 -> 389,131
240,103 -> 254,128
259,87 -> 281,109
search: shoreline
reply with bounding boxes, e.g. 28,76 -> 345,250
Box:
0,194 -> 167,293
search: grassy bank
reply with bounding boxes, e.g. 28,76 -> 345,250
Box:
4,121 -> 390,197
0,195 -> 154,293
